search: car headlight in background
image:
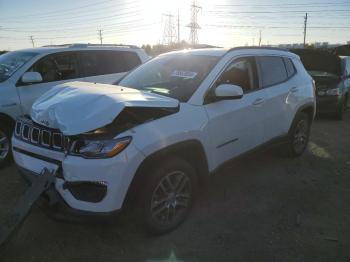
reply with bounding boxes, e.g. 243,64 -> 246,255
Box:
325,88 -> 341,96
71,136 -> 132,159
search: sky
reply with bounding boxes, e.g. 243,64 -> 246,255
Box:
0,0 -> 350,50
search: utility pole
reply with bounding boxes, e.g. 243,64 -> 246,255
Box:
29,36 -> 35,47
259,30 -> 262,46
177,9 -> 180,43
303,13 -> 308,47
98,29 -> 103,45
186,1 -> 202,46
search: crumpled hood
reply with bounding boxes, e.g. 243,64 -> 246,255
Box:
31,81 -> 179,135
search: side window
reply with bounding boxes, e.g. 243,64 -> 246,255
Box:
217,57 -> 259,93
257,56 -> 288,87
79,51 -> 141,77
283,57 -> 296,78
30,53 -> 78,83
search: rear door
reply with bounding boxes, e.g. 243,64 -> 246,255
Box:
256,56 -> 296,141
79,50 -> 141,84
17,52 -> 82,115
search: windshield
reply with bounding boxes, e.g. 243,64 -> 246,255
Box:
0,51 -> 38,82
118,54 -> 220,102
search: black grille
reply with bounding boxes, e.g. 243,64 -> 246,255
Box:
14,118 -> 69,152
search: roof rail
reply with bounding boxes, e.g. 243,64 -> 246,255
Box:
72,43 -> 140,49
227,46 -> 290,52
41,44 -> 73,47
42,43 -> 139,49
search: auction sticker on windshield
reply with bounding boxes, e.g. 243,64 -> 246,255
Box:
171,70 -> 198,79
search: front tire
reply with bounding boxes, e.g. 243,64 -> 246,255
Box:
287,113 -> 311,157
137,157 -> 196,235
0,123 -> 12,168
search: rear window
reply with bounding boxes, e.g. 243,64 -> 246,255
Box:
283,57 -> 296,78
291,49 -> 341,76
79,51 -> 141,77
257,56 -> 288,87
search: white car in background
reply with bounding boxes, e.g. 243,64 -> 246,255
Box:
0,44 -> 149,167
12,47 -> 315,234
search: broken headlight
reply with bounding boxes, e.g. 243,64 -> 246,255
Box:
71,136 -> 132,159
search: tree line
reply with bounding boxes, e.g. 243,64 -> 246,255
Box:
141,41 -> 219,57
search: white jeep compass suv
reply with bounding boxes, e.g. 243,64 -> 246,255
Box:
12,47 -> 315,234
0,44 -> 149,167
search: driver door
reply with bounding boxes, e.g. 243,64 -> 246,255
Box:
16,52 -> 82,115
204,56 -> 268,169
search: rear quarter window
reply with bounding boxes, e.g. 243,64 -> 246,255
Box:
283,57 -> 296,78
257,56 -> 288,87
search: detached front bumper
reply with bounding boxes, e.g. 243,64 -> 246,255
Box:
12,136 -> 145,214
16,166 -> 122,222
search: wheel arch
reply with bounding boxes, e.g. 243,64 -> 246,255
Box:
0,113 -> 15,130
296,102 -> 315,124
124,140 -> 209,207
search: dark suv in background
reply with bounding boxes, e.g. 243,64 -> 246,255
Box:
292,49 -> 349,119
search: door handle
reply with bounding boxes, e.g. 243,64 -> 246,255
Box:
290,87 -> 298,93
252,98 -> 264,105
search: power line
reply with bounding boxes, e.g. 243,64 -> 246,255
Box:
1,0 -> 121,20
187,1 -> 202,45
214,1 -> 350,7
4,8 -> 144,27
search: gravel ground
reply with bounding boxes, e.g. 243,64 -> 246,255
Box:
0,111 -> 349,262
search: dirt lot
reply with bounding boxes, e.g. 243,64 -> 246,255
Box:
0,112 -> 350,262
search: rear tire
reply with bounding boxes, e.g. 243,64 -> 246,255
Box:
0,123 -> 12,168
137,157 -> 196,235
286,112 -> 311,157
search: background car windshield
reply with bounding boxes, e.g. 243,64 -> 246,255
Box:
118,54 -> 220,102
0,51 -> 38,82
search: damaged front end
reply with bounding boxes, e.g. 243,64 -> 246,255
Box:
27,81 -> 180,160
15,106 -> 178,161
69,106 -> 179,159
7,81 -> 181,245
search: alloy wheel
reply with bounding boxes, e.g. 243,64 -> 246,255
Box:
150,171 -> 192,226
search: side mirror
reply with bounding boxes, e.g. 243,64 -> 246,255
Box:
21,72 -> 43,84
215,84 -> 243,100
